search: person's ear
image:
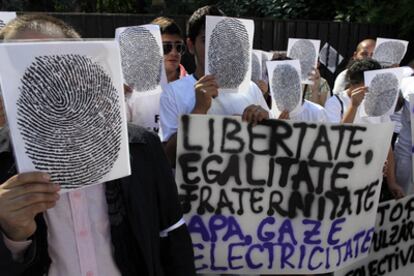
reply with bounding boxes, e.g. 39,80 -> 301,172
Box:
186,37 -> 195,55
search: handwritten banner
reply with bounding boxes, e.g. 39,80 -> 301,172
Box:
176,115 -> 393,274
335,194 -> 414,276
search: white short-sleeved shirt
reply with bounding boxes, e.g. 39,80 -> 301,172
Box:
324,91 -> 352,123
290,100 -> 328,122
332,69 -> 348,94
159,75 -> 269,142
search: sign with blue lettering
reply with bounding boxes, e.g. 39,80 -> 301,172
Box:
176,115 -> 394,274
335,194 -> 414,276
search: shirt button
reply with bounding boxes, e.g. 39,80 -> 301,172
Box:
86,271 -> 94,276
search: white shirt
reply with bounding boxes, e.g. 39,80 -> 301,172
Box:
290,100 -> 328,122
159,74 -> 269,142
332,69 -> 348,94
324,91 -> 352,123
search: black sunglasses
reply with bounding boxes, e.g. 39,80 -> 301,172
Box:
163,42 -> 186,55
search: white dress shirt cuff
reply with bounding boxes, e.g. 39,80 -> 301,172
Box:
2,233 -> 32,261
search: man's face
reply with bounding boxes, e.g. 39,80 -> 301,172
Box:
187,29 -> 205,73
354,41 -> 376,60
162,33 -> 184,76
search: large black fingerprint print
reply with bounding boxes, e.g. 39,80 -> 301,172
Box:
251,52 -> 261,82
365,73 -> 399,117
289,40 -> 316,81
374,41 -> 406,65
119,27 -> 162,92
0,19 -> 5,29
208,18 -> 250,89
272,64 -> 302,112
17,55 -> 122,189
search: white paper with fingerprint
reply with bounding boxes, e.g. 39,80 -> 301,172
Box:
287,38 -> 320,85
0,12 -> 16,29
267,60 -> 303,117
116,24 -> 167,132
205,15 -> 254,93
362,67 -> 404,118
0,41 -> 130,192
251,50 -> 263,82
373,38 -> 408,66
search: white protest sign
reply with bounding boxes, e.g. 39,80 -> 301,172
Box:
0,12 -> 16,29
176,115 -> 393,274
319,43 -> 344,73
373,38 -> 409,66
287,38 -> 321,84
205,16 -> 254,93
362,67 -> 404,118
116,24 -> 167,132
251,50 -> 263,83
335,194 -> 414,276
261,50 -> 274,83
0,41 -> 130,192
266,60 -> 302,116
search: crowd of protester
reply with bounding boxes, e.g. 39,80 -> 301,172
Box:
0,4 -> 412,276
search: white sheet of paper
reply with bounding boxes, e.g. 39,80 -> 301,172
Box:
261,50 -> 274,83
176,114 -> 393,274
373,37 -> 409,66
115,24 -> 167,132
334,194 -> 414,276
0,12 -> 16,28
266,59 -> 302,116
402,76 -> 414,99
205,15 -> 254,93
251,49 -> 263,82
319,42 -> 344,73
287,38 -> 320,84
362,67 -> 404,117
0,40 -> 130,192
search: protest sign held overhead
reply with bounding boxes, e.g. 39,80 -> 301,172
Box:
176,114 -> 393,274
362,67 -> 404,118
373,38 -> 408,66
205,16 -> 254,93
116,24 -> 167,133
0,40 -> 130,192
267,59 -> 302,115
319,43 -> 344,74
287,38 -> 320,85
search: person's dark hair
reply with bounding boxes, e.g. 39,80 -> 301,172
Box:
346,58 -> 382,85
151,16 -> 183,37
0,14 -> 80,40
271,51 -> 291,61
187,5 -> 224,43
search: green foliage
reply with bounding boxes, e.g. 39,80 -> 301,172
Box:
1,0 -> 413,37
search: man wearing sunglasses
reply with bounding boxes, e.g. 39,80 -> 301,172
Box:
152,17 -> 187,83
159,6 -> 271,168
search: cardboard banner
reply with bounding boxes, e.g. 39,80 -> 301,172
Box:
176,115 -> 393,274
335,194 -> 414,276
